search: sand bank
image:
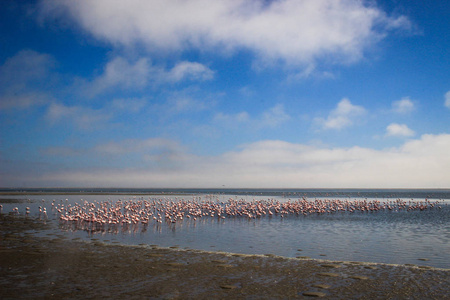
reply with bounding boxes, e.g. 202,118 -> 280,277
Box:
1,214 -> 449,299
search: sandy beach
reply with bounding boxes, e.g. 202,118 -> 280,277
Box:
1,214 -> 449,299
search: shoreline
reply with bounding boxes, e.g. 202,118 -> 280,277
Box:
1,214 -> 449,299
0,192 -> 188,196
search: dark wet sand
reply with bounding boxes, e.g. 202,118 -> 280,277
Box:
1,214 -> 449,299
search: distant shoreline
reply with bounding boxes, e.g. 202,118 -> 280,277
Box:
1,187 -> 449,200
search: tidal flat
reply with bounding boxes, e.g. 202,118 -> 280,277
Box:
1,214 -> 449,299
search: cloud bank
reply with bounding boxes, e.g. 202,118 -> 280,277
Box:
4,134 -> 449,188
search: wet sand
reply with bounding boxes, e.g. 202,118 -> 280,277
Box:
1,214 -> 449,299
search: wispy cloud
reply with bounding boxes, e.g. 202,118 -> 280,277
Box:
260,104 -> 291,127
40,138 -> 190,171
85,56 -> 214,97
166,97 -> 209,114
445,91 -> 450,109
87,57 -> 151,96
0,92 -> 53,110
167,61 -> 215,82
315,98 -> 366,130
45,96 -> 152,129
94,138 -> 184,156
0,50 -> 55,110
214,104 -> 289,129
214,111 -> 250,126
110,98 -> 147,113
46,102 -> 112,130
95,138 -> 193,170
392,97 -> 415,113
0,50 -> 55,87
41,146 -> 85,157
38,0 -> 412,72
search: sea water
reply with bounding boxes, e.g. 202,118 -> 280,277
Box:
1,188 -> 449,269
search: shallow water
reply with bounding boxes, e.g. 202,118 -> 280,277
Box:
1,189 -> 449,269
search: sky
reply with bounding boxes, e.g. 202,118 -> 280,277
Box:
0,0 -> 449,188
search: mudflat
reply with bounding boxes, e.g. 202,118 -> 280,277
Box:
1,214 -> 448,299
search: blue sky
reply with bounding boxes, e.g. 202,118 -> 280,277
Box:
1,0 -> 449,188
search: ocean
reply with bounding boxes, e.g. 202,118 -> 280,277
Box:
1,188 -> 449,269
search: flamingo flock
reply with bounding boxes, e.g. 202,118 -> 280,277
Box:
47,196 -> 444,231
3,196 -> 444,233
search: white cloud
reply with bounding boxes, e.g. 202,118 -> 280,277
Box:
28,134 -> 450,188
38,0 -> 411,69
385,123 -> 415,137
445,91 -> 450,109
315,98 -> 366,130
392,97 -> 415,113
